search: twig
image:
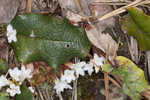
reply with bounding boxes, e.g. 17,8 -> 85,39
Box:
58,93 -> 63,100
98,0 -> 142,21
141,90 -> 150,100
92,2 -> 130,6
37,87 -> 45,100
74,0 -> 82,13
72,57 -> 79,100
104,73 -> 109,100
146,51 -> 150,80
108,76 -> 121,88
26,0 -> 33,13
72,79 -> 78,100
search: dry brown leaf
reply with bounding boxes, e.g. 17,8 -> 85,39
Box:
0,0 -> 19,24
66,10 -> 87,25
89,4 -> 115,32
85,24 -> 118,56
128,36 -> 140,63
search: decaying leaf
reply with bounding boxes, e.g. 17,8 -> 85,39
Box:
10,13 -> 91,73
102,56 -> 150,100
85,24 -> 118,56
66,10 -> 87,26
0,0 -> 19,24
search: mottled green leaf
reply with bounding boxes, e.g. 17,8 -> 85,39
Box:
10,13 -> 91,72
0,59 -> 9,73
111,56 -> 149,100
102,64 -> 113,73
15,85 -> 34,100
0,96 -> 10,100
121,7 -> 150,51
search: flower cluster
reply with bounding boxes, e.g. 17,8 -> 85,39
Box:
7,24 -> 17,43
54,53 -> 105,94
0,65 -> 33,96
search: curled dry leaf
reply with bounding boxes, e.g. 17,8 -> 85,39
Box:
85,24 -> 118,56
66,10 -> 87,25
0,0 -> 19,24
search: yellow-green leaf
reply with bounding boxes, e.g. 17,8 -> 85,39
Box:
112,56 -> 149,100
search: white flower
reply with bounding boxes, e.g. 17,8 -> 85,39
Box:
30,30 -> 35,37
28,86 -> 35,93
54,79 -> 72,94
7,24 -> 17,43
61,69 -> 75,83
108,56 -> 112,61
71,61 -> 86,76
8,65 -> 32,82
8,67 -> 21,82
6,83 -> 21,97
92,54 -> 105,67
20,65 -> 32,81
0,75 -> 10,90
83,63 -> 94,75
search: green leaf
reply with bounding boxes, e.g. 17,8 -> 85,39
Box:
111,56 -> 149,100
15,85 -> 34,100
102,64 -> 113,73
10,13 -> 91,72
0,96 -> 10,100
0,59 -> 9,73
121,7 -> 150,51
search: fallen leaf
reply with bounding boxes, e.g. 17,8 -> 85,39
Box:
10,13 -> 91,73
85,24 -> 118,56
66,10 -> 87,26
103,56 -> 150,100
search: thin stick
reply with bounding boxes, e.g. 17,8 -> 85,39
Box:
73,79 -> 78,100
37,87 -> 45,100
26,0 -> 33,13
98,0 -> 141,21
72,57 -> 79,100
74,0 -> 82,13
108,76 -> 121,88
104,73 -> 109,100
58,93 -> 63,100
92,2 -> 130,6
